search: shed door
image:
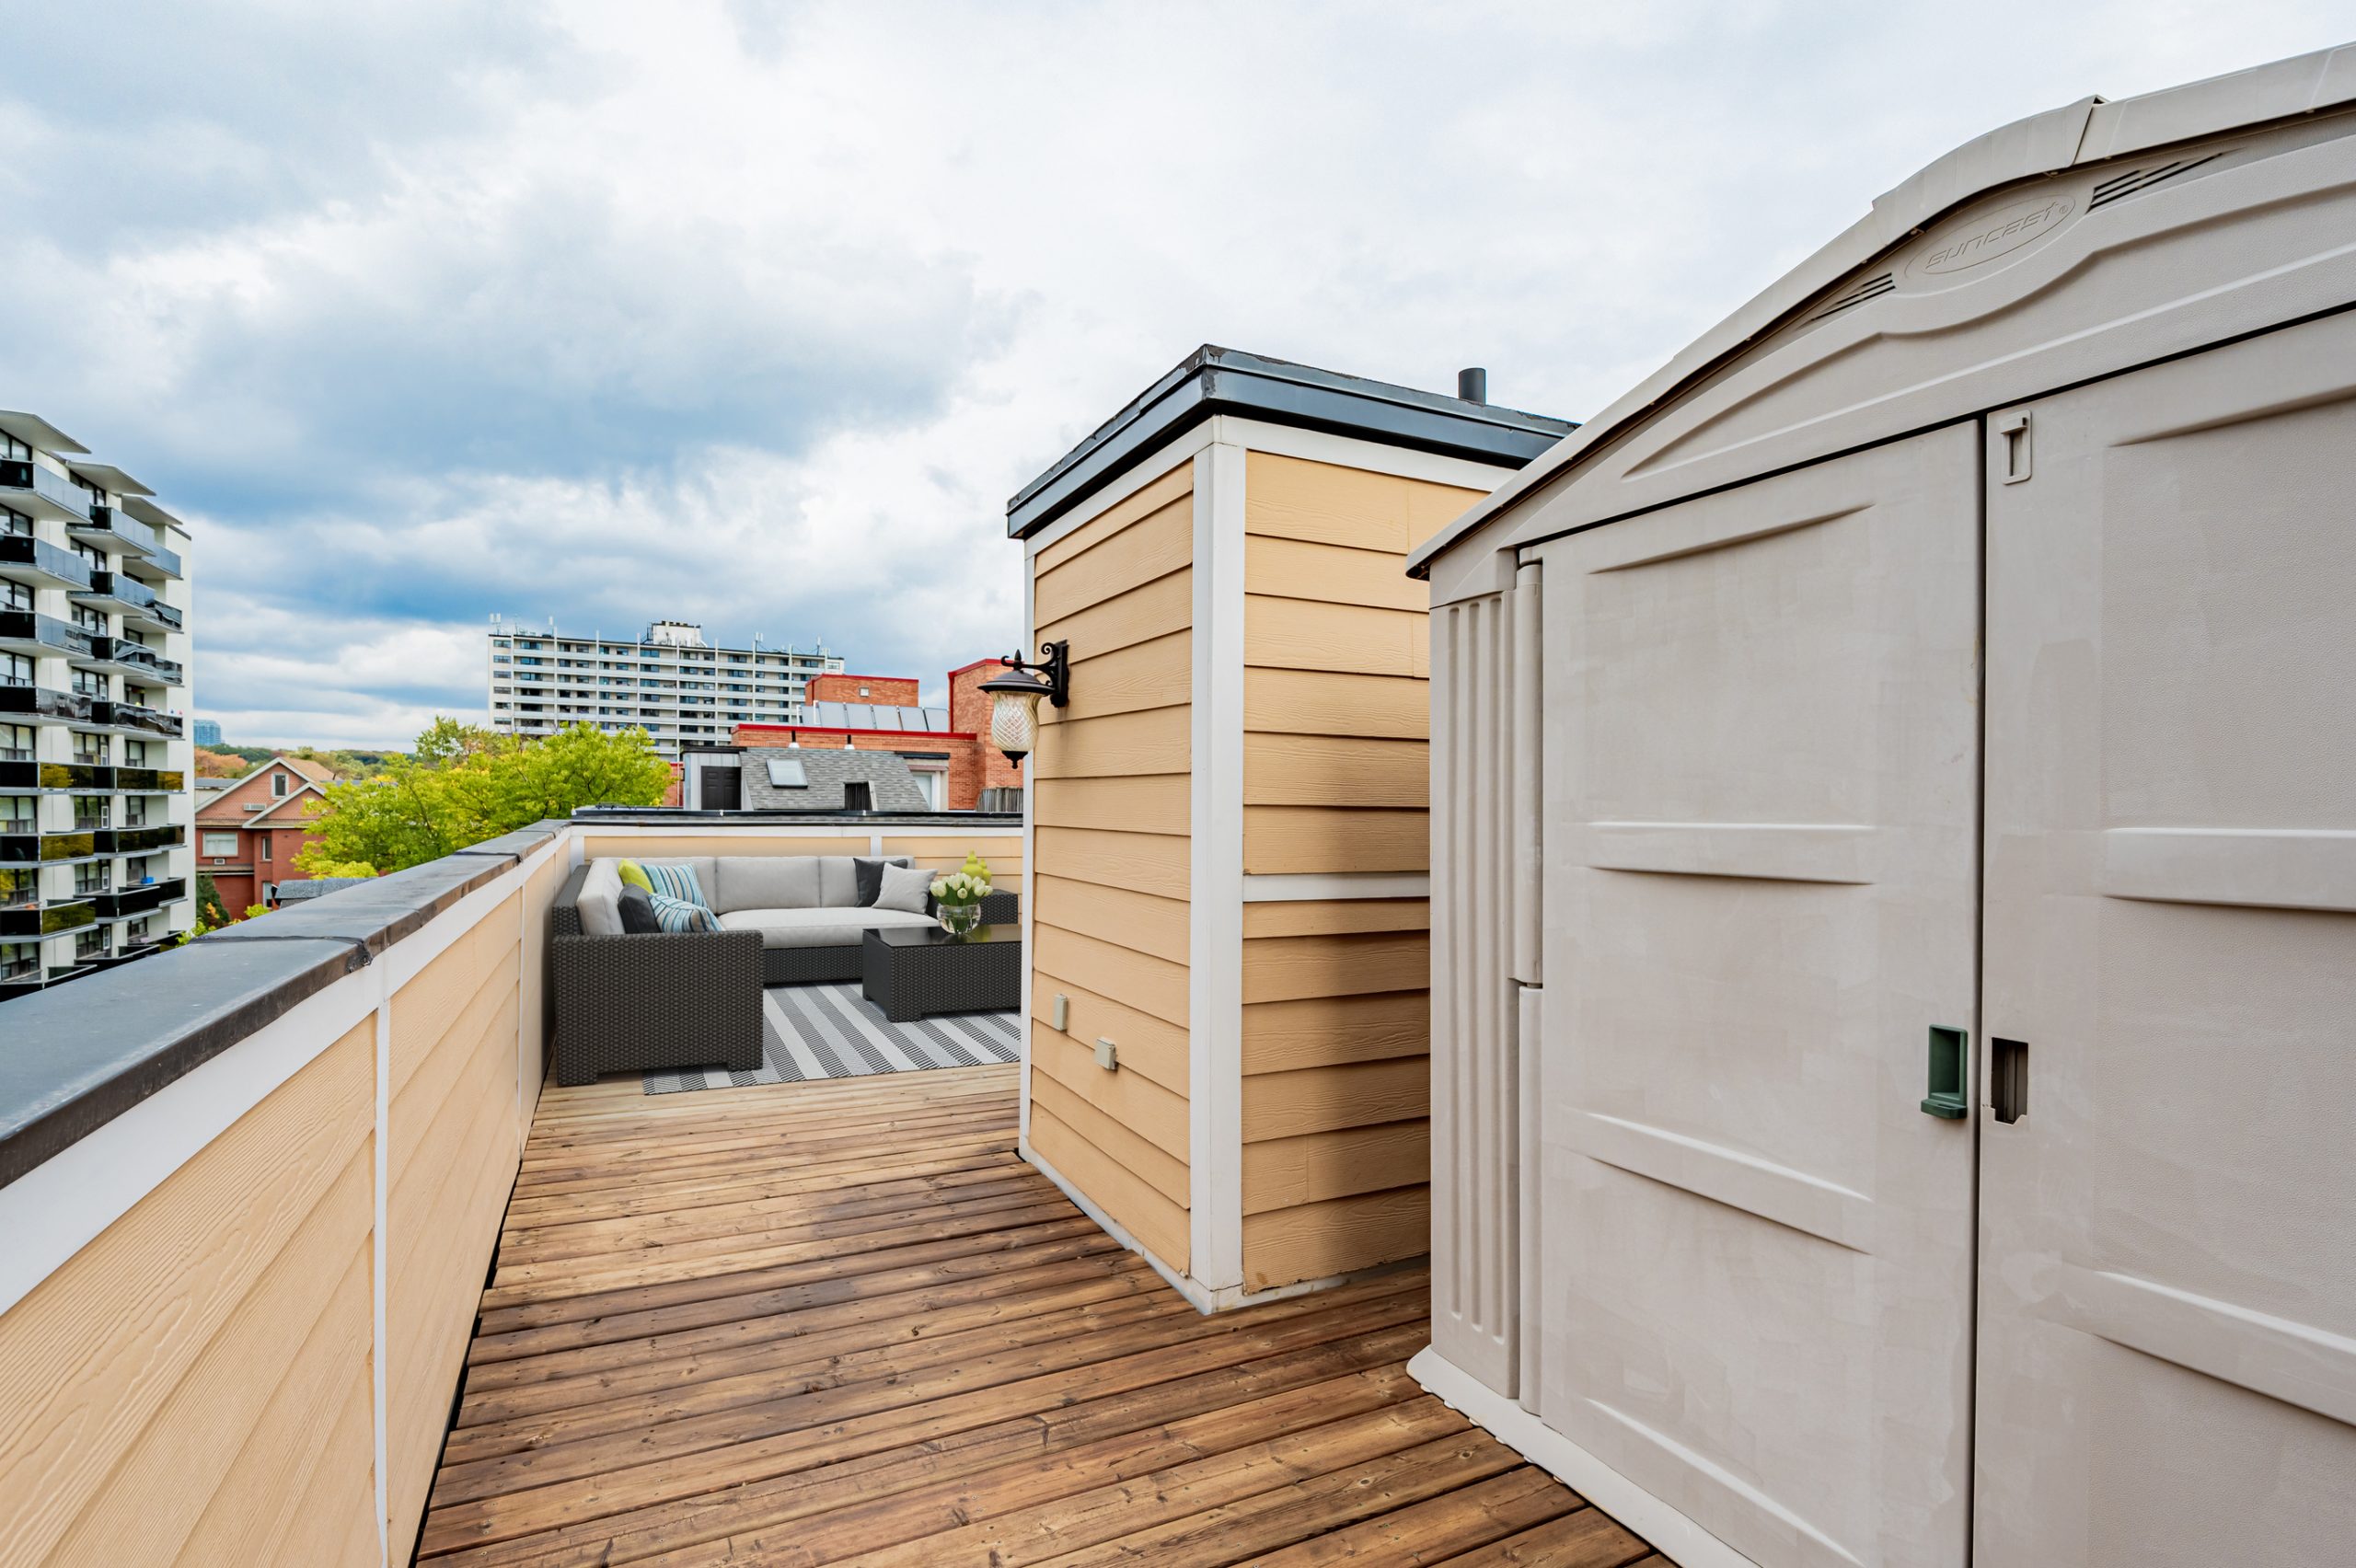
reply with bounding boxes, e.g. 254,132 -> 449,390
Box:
702,766 -> 742,810
1534,423 -> 1979,1568
1975,316 -> 2356,1566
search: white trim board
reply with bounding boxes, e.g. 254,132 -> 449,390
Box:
1242,872 -> 1431,902
1409,1345 -> 1759,1568
1187,441 -> 1247,1296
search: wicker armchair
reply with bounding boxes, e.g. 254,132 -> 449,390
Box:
548,865 -> 765,1086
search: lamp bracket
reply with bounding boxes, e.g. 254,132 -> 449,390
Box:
994,640 -> 1069,708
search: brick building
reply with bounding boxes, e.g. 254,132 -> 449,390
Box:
729,663 -> 1022,811
191,755 -> 335,918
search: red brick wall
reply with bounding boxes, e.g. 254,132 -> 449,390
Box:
806,673 -> 920,706
948,660 -> 1025,795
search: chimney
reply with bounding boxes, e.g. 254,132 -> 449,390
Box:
1457,367 -> 1488,404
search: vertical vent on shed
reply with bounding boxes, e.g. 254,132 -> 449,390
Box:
2088,150 -> 2223,210
1807,272 -> 1896,322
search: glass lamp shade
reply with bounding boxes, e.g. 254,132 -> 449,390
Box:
988,686 -> 1042,762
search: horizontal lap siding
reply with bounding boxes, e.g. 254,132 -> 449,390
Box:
1028,465 -> 1194,1275
0,1021 -> 378,1568
1238,451 -> 1480,1292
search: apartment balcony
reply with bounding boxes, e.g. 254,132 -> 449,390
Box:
88,877 -> 185,919
88,698 -> 185,739
0,682 -> 95,727
114,640 -> 186,686
0,531 -> 93,591
119,536 -> 182,583
112,765 -> 185,792
71,569 -> 183,633
0,895 -> 98,938
0,829 -> 102,867
0,609 -> 97,661
0,457 -> 93,521
98,822 -> 184,855
65,502 -> 160,559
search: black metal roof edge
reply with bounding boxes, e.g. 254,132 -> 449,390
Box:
1005,345 -> 1577,540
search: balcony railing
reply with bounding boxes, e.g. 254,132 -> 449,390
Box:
0,610 -> 97,661
66,503 -> 159,559
0,684 -> 94,727
0,830 -> 100,867
89,879 -> 182,919
112,766 -> 184,792
98,823 -> 183,855
70,570 -> 183,634
88,698 -> 184,739
0,458 -> 93,522
0,532 -> 93,591
0,897 -> 97,938
121,537 -> 182,583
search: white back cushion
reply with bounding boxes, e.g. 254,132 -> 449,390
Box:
716,856 -> 822,914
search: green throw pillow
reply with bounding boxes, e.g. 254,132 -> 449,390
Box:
616,860 -> 654,894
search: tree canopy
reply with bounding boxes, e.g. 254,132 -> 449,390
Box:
294,720 -> 673,878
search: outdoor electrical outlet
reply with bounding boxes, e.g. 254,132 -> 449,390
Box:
1052,994 -> 1069,1032
1094,1038 -> 1118,1071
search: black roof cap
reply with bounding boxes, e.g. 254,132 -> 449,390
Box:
1006,345 -> 1576,539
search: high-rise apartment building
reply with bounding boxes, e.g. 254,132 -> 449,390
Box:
1,411 -> 195,998
486,616 -> 843,757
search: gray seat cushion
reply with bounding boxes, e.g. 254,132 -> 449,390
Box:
717,905 -> 938,949
715,856 -> 822,915
575,859 -> 625,937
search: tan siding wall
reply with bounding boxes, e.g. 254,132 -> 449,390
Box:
0,1021 -> 379,1568
1239,451 -> 1480,1290
1028,465 -> 1193,1274
0,835 -> 579,1564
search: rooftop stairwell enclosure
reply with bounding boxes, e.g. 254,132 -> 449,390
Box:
1006,349 -> 1571,1311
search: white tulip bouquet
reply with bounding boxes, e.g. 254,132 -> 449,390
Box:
931,852 -> 994,937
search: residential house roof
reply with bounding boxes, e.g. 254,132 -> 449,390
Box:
740,747 -> 930,813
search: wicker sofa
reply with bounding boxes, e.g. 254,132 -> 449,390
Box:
548,853 -> 1018,1085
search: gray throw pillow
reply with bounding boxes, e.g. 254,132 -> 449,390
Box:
617,883 -> 661,934
853,856 -> 913,906
873,861 -> 933,916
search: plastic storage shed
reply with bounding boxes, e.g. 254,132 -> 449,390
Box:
1410,45 -> 2356,1568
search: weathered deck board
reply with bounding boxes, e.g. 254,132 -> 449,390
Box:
415,1064 -> 1652,1566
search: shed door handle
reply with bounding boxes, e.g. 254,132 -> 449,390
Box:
1921,1026 -> 1969,1119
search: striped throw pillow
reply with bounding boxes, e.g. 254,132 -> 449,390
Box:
641,862 -> 710,909
648,891 -> 720,934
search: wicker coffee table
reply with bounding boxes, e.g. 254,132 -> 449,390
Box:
860,922 -> 1022,1022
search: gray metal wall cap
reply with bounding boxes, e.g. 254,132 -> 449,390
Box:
1010,344 -> 1575,540
0,940 -> 363,1190
1406,42 -> 2356,580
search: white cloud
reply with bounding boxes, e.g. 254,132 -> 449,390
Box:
6,0 -> 2350,746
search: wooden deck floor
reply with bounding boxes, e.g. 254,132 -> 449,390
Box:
416,1065 -> 1659,1566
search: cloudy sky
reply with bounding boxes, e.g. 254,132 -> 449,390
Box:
5,2 -> 2346,747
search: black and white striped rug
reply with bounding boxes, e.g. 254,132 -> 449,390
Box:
642,982 -> 1021,1093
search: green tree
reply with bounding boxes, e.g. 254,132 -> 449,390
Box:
295,720 -> 671,877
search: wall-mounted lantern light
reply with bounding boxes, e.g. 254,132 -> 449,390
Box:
978,640 -> 1068,766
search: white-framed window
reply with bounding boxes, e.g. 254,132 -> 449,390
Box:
202,831 -> 239,857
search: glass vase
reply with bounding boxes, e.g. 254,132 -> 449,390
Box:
937,900 -> 983,939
